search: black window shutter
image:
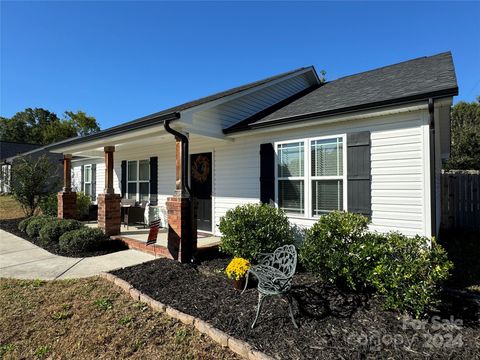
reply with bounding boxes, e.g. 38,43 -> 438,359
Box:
80,165 -> 85,193
260,143 -> 275,205
347,131 -> 372,217
91,164 -> 97,201
121,160 -> 127,198
149,156 -> 158,205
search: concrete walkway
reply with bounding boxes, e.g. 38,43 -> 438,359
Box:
0,230 -> 155,280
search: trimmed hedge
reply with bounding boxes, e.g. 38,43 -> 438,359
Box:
368,233 -> 453,318
59,227 -> 107,253
25,216 -> 55,238
299,211 -> 370,289
38,219 -> 83,245
218,203 -> 294,261
18,217 -> 36,233
299,211 -> 453,317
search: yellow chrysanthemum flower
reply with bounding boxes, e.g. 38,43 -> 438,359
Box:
225,257 -> 250,280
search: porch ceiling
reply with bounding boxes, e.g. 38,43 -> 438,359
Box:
52,125 -> 179,157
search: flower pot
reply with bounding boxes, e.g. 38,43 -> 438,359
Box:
232,277 -> 246,291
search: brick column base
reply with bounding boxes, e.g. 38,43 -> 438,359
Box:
57,192 -> 76,219
98,193 -> 121,236
166,196 -> 198,263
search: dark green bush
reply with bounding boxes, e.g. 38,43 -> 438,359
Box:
300,211 -> 453,317
368,233 -> 453,318
76,192 -> 91,219
218,203 -> 294,261
25,216 -> 55,238
39,193 -> 58,216
299,211 -> 370,288
59,227 -> 107,253
18,217 -> 36,233
38,219 -> 83,245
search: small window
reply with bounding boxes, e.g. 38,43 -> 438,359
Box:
277,142 -> 305,215
84,165 -> 92,196
127,160 -> 150,202
311,137 -> 344,216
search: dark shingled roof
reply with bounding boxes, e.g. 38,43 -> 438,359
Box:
225,52 -> 458,133
47,66 -> 313,150
0,141 -> 42,161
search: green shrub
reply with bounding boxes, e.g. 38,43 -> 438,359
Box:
299,211 -> 370,288
368,233 -> 453,318
59,227 -> 107,253
25,216 -> 55,238
39,193 -> 58,216
18,216 -> 35,233
76,192 -> 91,220
39,219 -> 83,245
218,203 -> 294,261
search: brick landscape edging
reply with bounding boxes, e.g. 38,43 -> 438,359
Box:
99,272 -> 274,360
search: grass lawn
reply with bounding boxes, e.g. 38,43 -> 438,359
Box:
0,277 -> 239,360
0,195 -> 25,220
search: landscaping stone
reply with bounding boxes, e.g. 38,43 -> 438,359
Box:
208,326 -> 229,347
113,276 -> 132,292
194,318 -> 213,335
139,292 -> 155,307
150,299 -> 166,313
166,306 -> 195,325
248,349 -> 275,360
228,337 -> 252,359
129,287 -> 141,301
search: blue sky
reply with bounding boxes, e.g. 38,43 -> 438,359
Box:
1,1 -> 479,129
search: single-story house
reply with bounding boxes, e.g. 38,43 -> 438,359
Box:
43,52 -> 457,261
1,141 -> 43,193
0,143 -> 64,194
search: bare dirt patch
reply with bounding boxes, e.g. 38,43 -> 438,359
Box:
113,258 -> 480,360
0,277 -> 239,360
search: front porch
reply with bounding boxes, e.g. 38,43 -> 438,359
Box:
53,120 -> 214,263
85,222 -> 220,257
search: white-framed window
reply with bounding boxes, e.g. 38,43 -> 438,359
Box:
275,134 -> 347,218
84,164 -> 92,196
127,159 -> 150,202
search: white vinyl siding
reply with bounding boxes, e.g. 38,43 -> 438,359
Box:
74,109 -> 430,238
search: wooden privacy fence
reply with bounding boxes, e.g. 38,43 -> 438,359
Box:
441,171 -> 480,231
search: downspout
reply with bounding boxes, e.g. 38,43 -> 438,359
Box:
163,119 -> 191,196
428,98 -> 437,238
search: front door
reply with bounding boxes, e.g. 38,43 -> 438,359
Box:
190,152 -> 212,232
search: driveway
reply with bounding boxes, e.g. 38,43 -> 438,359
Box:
0,230 -> 155,280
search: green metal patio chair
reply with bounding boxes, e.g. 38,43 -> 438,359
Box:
242,244 -> 298,329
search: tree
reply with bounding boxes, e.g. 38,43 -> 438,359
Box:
9,155 -> 60,216
0,108 -> 100,145
63,110 -> 100,137
445,98 -> 480,170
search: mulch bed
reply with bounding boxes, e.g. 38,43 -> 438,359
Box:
0,218 -> 128,258
112,257 -> 480,360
